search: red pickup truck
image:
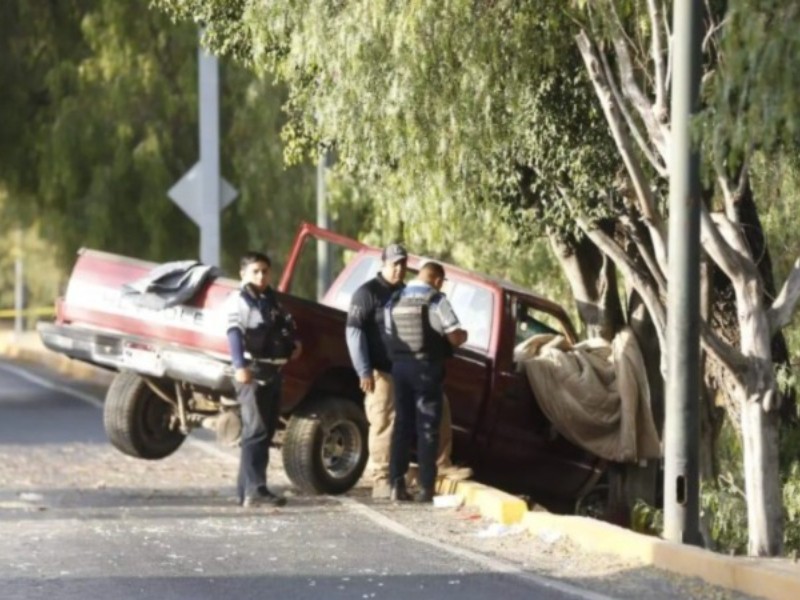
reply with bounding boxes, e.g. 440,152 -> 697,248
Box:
39,223 -> 604,509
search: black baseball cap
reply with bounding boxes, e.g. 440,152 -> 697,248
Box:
381,243 -> 408,264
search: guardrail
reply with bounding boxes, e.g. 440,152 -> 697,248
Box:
0,306 -> 56,319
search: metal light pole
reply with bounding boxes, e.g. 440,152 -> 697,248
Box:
664,0 -> 704,546
197,40 -> 222,267
316,148 -> 333,300
14,229 -> 24,338
168,31 -> 238,267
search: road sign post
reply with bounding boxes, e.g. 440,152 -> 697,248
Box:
168,34 -> 238,267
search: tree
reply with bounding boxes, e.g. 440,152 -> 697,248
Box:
153,0 -> 800,555
0,0 -> 317,308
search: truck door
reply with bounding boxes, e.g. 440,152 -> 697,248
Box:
439,280 -> 493,463
487,296 -> 602,504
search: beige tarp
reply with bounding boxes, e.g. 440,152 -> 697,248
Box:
514,327 -> 661,463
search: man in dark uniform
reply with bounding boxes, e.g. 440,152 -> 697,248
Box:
225,251 -> 302,508
345,244 -> 408,499
385,261 -> 468,503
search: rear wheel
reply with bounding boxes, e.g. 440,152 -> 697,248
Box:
103,371 -> 185,459
282,397 -> 368,494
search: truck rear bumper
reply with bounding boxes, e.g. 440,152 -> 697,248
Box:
38,322 -> 235,393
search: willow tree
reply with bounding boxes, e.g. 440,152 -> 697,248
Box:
154,0 -> 800,555
0,0 -> 315,279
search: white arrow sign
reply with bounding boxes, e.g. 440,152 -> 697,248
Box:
168,162 -> 238,225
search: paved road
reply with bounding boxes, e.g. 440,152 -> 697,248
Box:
0,360 -> 613,600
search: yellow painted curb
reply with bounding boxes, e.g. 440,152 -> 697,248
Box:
523,511 -> 800,600
438,479 -> 527,525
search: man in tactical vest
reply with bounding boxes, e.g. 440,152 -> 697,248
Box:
385,261 -> 468,503
225,251 -> 302,508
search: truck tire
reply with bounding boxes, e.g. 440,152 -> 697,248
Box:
282,397 -> 368,495
103,371 -> 185,460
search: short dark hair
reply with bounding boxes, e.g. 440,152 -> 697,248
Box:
240,251 -> 272,269
420,261 -> 445,280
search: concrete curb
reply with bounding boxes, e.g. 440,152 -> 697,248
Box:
4,331 -> 799,600
437,473 -> 800,600
521,512 -> 800,600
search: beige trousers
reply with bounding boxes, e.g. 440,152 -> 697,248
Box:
365,370 -> 453,483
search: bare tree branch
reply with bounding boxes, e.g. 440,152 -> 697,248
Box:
710,211 -> 757,266
700,322 -> 748,383
663,0 -> 673,95
768,258 -> 800,335
610,32 -> 668,156
599,49 -> 667,176
598,52 -> 669,177
620,214 -> 667,292
574,213 -> 667,352
700,204 -> 746,283
576,30 -> 669,270
647,0 -> 667,118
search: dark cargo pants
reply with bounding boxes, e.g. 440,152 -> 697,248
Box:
235,374 -> 281,503
389,360 -> 445,492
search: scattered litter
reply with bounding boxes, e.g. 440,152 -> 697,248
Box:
433,494 -> 463,509
473,523 -> 527,538
448,579 -> 461,585
18,492 -> 44,502
537,528 -> 564,545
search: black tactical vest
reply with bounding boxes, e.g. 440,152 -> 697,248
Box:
388,289 -> 445,361
242,287 -> 294,360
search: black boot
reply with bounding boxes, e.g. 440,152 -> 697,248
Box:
389,478 -> 411,502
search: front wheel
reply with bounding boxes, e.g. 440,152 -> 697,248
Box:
103,371 -> 185,460
282,397 -> 368,495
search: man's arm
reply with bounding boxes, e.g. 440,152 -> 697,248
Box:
432,295 -> 468,348
345,288 -> 375,393
224,293 -> 252,383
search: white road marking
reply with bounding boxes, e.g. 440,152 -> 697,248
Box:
0,361 -> 614,600
0,362 -> 104,409
336,496 -> 617,600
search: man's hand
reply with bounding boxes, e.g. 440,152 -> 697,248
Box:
359,375 -> 375,394
291,341 -> 303,361
234,367 -> 252,384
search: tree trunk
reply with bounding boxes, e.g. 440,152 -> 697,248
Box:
549,227 -> 626,341
740,392 -> 782,556
738,300 -> 784,556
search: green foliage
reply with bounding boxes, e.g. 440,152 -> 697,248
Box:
709,1 -> 800,159
154,0 -> 621,241
782,462 -> 800,553
630,498 -> 663,536
0,1 -> 319,310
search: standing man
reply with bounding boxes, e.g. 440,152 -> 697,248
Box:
225,251 -> 302,508
346,244 -> 408,499
386,261 -> 468,503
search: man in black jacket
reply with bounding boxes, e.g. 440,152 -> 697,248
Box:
345,244 -> 408,499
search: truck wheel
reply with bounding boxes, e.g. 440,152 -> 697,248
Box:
282,397 -> 368,495
103,371 -> 185,460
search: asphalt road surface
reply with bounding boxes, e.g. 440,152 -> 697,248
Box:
0,359 -> 625,600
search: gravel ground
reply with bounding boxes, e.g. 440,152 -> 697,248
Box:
344,481 -> 758,600
0,358 -> 763,600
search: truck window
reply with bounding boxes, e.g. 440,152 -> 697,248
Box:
444,281 -> 493,353
515,303 -> 563,346
324,255 -> 381,311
